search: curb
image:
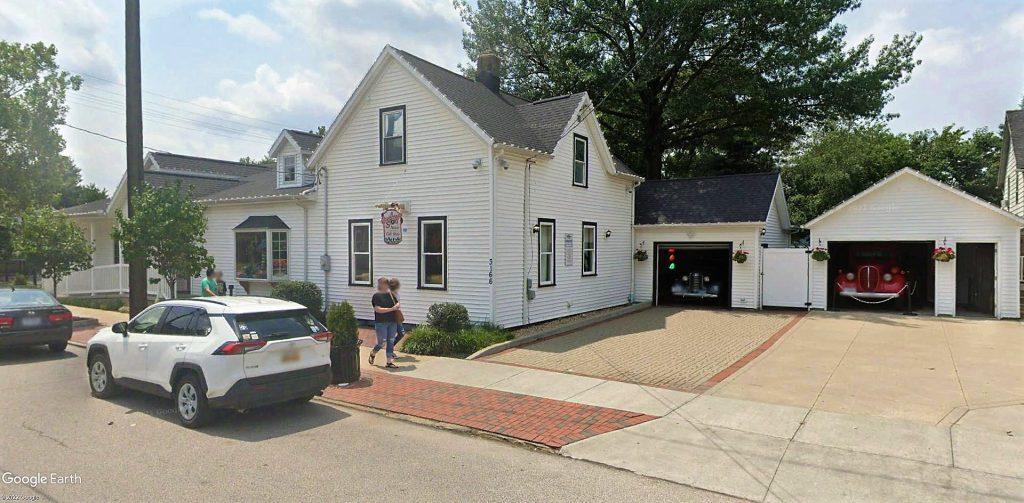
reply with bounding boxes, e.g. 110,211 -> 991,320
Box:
72,317 -> 100,330
314,394 -> 556,453
68,340 -> 86,348
466,302 -> 652,360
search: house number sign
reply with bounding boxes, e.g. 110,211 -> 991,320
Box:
381,206 -> 403,245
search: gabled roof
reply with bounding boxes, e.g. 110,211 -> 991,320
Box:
635,172 -> 781,225
269,129 -> 323,157
233,215 -> 290,230
806,168 -> 1024,228
997,110 -> 1024,189
392,48 -> 586,155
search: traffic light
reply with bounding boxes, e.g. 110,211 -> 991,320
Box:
667,248 -> 676,270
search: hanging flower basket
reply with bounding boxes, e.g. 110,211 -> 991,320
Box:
633,249 -> 649,262
732,250 -> 749,263
932,246 -> 956,262
810,247 -> 830,262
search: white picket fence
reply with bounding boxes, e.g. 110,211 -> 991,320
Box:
51,264 -> 171,299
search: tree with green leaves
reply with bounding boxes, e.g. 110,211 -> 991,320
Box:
457,0 -> 920,179
238,155 -> 275,167
56,182 -> 108,209
14,206 -> 93,293
112,182 -> 214,298
782,122 -> 1002,226
0,41 -> 88,212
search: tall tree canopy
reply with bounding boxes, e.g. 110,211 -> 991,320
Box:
457,0 -> 920,179
782,122 -> 1002,226
0,41 -> 87,212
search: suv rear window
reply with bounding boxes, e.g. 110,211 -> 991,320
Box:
231,309 -> 324,341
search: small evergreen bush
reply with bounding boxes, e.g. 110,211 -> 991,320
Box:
271,281 -> 324,319
426,302 -> 470,332
326,301 -> 359,347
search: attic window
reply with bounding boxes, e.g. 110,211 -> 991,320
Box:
380,106 -> 406,165
573,134 -> 588,187
282,155 -> 296,182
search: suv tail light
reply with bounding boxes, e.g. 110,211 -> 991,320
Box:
312,331 -> 333,343
48,311 -> 73,323
213,340 -> 267,355
0,317 -> 13,329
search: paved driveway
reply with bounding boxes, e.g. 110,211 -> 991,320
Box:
710,311 -> 1024,424
485,307 -> 798,391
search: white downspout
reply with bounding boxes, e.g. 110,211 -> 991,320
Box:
315,167 -> 329,310
523,159 -> 533,325
629,180 -> 638,303
488,144 -> 497,324
301,202 -> 309,282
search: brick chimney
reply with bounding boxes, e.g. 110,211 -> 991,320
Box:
475,52 -> 501,94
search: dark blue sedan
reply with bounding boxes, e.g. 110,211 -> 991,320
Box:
0,288 -> 73,353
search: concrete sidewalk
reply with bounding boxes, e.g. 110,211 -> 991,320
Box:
352,347 -> 1023,501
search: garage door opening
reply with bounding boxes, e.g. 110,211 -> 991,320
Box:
828,241 -> 934,312
654,243 -> 731,308
956,243 -> 996,316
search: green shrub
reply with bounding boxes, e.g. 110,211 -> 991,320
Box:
426,302 -> 470,332
401,323 -> 512,357
12,274 -> 28,286
271,280 -> 324,318
59,297 -> 125,312
326,301 -> 359,347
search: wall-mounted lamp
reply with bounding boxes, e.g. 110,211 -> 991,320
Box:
760,227 -> 766,236
499,158 -> 510,170
471,158 -> 482,170
532,223 -> 540,233
604,229 -> 612,238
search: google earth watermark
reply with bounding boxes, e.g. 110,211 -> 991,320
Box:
2,471 -> 81,488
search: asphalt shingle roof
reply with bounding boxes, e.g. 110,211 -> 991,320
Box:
285,129 -> 322,152
149,152 -> 270,178
635,172 -> 780,225
63,198 -> 111,215
199,171 -> 312,202
393,48 -> 587,155
233,215 -> 290,230
145,171 -> 242,199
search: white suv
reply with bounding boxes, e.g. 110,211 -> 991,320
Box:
86,297 -> 332,428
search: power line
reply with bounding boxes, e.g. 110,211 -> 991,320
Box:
69,70 -> 295,129
62,123 -> 167,152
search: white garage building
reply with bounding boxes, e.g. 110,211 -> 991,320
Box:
632,172 -> 792,309
805,168 -> 1023,318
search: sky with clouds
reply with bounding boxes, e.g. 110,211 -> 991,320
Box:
0,0 -> 1022,191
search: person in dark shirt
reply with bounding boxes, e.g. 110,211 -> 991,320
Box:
388,277 -> 406,355
369,277 -> 400,368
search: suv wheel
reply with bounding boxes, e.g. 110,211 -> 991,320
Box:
88,353 -> 119,398
174,374 -> 212,428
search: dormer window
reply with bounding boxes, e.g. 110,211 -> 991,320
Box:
282,155 -> 296,183
380,106 -> 406,165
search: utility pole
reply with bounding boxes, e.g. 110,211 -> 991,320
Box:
125,0 -> 147,317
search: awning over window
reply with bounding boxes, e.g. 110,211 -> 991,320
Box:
233,215 -> 290,230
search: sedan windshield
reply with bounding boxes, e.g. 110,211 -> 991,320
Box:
0,290 -> 59,308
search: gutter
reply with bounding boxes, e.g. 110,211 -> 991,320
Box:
489,144 -> 497,323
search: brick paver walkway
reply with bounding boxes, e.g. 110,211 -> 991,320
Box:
321,371 -> 656,448
486,307 -> 798,391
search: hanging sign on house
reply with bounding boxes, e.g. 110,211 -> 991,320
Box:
381,205 -> 404,245
564,233 -> 574,267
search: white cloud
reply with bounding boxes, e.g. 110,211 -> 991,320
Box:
0,0 -> 119,79
191,64 -> 343,122
198,8 -> 282,44
1002,11 -> 1024,41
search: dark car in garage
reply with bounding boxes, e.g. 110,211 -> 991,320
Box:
0,288 -> 74,353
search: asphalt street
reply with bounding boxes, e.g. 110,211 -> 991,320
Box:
0,345 -> 734,502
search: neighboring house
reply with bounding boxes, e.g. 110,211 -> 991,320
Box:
60,131 -> 321,298
305,47 -> 643,327
632,173 -> 792,309
999,110 -> 1024,217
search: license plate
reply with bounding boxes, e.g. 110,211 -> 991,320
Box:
21,317 -> 41,327
281,349 -> 301,363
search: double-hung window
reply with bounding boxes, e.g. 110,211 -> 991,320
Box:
349,220 -> 372,286
538,219 -> 555,287
581,222 -> 597,276
380,106 -> 406,165
418,217 -> 447,289
572,134 -> 588,187
282,155 -> 296,183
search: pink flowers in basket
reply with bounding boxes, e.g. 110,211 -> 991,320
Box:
932,246 -> 956,262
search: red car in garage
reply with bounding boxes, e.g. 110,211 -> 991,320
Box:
835,244 -> 908,301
